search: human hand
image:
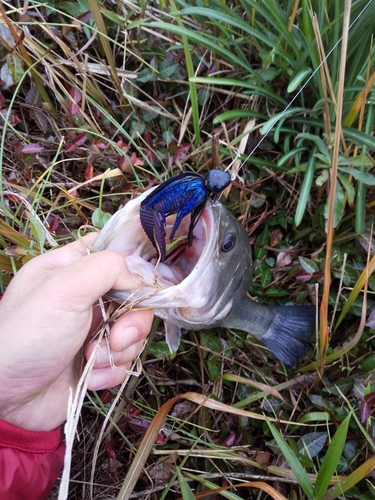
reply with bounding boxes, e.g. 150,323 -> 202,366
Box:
0,234 -> 154,432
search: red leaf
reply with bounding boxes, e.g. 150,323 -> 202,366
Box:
76,11 -> 92,24
68,102 -> 81,115
65,132 -> 87,153
0,93 -> 5,108
21,143 -> 45,154
174,143 -> 191,163
116,140 -> 129,151
92,140 -> 108,150
360,401 -> 372,423
364,392 -> 375,405
10,113 -> 21,126
105,438 -> 117,461
7,194 -> 19,203
143,130 -> 156,164
48,215 -> 59,233
295,273 -> 312,282
222,432 -> 236,447
10,141 -> 21,150
128,416 -> 150,433
0,110 -> 20,125
69,86 -> 82,103
155,433 -> 167,444
270,228 -> 283,247
99,390 -> 113,404
130,151 -> 144,166
68,87 -> 82,115
128,404 -> 141,418
84,164 -> 93,180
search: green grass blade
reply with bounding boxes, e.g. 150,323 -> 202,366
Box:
323,456 -> 375,500
191,77 -> 287,107
295,147 -> 317,226
292,117 -> 375,150
176,468 -> 196,500
169,0 -> 200,146
179,6 -> 295,61
355,103 -> 374,234
261,107 -> 307,135
267,421 -> 314,500
314,413 -> 351,500
147,22 -> 254,74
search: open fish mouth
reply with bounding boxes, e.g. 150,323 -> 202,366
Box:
135,206 -> 214,287
93,193 -> 222,310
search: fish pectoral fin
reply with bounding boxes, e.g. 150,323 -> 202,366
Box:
165,321 -> 182,353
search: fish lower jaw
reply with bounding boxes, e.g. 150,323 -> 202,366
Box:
155,300 -> 233,328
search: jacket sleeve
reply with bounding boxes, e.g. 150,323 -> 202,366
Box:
0,418 -> 65,500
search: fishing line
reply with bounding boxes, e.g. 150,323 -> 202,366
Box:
225,0 -> 374,178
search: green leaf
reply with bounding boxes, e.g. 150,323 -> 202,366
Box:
297,432 -> 328,458
324,180 -> 345,229
337,172 -> 355,205
295,133 -> 331,162
287,68 -> 313,93
314,413 -> 351,500
148,341 -> 173,358
295,147 -> 316,226
176,468 -> 196,500
338,154 -> 373,167
267,421 -> 314,499
190,76 -> 286,107
277,147 -> 308,167
258,261 -> 272,287
260,107 -> 306,136
323,378 -> 354,396
361,355 -> 375,372
92,208 -> 112,229
8,53 -> 24,85
254,227 -> 270,259
264,288 -> 290,297
0,63 -> 14,88
213,109 -> 266,124
316,168 -> 329,187
299,256 -> 319,275
338,166 -> 375,185
101,8 -> 125,25
137,67 -> 158,83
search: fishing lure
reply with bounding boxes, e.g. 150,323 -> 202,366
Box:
140,170 -> 232,261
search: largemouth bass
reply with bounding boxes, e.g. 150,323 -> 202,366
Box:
93,188 -> 315,366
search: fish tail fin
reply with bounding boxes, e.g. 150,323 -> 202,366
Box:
261,306 -> 316,367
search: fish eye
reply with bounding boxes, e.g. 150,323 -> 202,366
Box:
221,233 -> 236,252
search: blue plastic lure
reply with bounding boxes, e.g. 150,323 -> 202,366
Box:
140,170 -> 232,261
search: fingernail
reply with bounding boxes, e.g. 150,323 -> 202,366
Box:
121,326 -> 139,350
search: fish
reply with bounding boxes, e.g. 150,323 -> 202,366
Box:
139,170 -> 232,261
93,187 -> 315,367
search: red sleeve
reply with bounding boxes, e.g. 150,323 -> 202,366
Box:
0,418 -> 65,500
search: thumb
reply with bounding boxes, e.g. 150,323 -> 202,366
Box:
54,250 -> 142,307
